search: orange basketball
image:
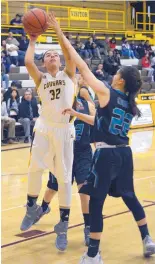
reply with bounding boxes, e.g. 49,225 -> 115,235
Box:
22,8 -> 49,35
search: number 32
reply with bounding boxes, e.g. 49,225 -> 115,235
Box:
50,88 -> 60,100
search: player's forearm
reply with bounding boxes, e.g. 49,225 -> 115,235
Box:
56,28 -> 85,69
25,41 -> 35,64
75,112 -> 95,125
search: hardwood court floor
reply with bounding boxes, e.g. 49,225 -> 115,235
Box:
1,128 -> 155,264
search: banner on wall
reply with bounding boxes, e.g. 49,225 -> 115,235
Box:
69,8 -> 89,21
131,104 -> 153,126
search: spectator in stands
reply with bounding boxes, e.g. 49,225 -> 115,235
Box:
1,51 -> 11,73
141,53 -> 154,80
113,50 -> 121,66
1,91 -> 17,145
19,34 -> 29,51
103,50 -> 120,76
93,63 -> 105,81
102,36 -> 110,56
1,61 -> 9,90
18,90 -> 39,143
66,33 -> 74,46
130,40 -> 139,58
122,40 -> 135,58
6,32 -> 19,46
6,38 -> 19,66
85,37 -> 101,59
151,55 -> 155,82
7,88 -> 20,121
74,36 -> 89,59
92,34 -> 103,48
144,40 -> 154,57
109,37 -> 116,50
10,14 -> 24,34
2,40 -> 7,52
137,40 -> 145,59
3,81 -> 18,103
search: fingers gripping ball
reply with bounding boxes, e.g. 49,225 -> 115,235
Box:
22,8 -> 49,35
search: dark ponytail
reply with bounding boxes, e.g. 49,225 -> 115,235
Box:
119,66 -> 142,117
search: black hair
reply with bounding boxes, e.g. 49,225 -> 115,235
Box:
119,66 -> 142,117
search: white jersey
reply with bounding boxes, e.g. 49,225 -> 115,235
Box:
37,71 -> 75,124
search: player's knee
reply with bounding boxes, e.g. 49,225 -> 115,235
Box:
122,194 -> 145,221
89,197 -> 104,233
47,179 -> 58,191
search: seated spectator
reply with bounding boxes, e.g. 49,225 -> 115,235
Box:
6,38 -> 19,66
1,50 -> 11,73
3,81 -> 18,103
92,34 -> 103,48
130,40 -> 139,58
109,37 -> 116,50
19,34 -> 29,51
151,55 -> 155,82
102,36 -> 110,56
113,50 -> 121,66
1,40 -> 7,53
7,88 -> 20,121
93,63 -> 105,81
74,36 -> 89,59
6,32 -> 19,46
137,40 -> 146,59
122,40 -> 135,58
18,90 -> 39,143
142,53 -> 154,80
85,37 -> 101,59
10,14 -> 24,34
144,40 -> 154,57
1,61 -> 9,90
66,33 -> 74,46
104,50 -> 120,76
1,91 -> 17,145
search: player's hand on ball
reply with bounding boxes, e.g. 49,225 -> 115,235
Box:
28,34 -> 39,42
47,12 -> 60,32
62,108 -> 77,116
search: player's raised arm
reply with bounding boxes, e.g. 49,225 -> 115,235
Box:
48,13 -> 76,79
25,35 -> 43,88
48,12 -> 109,105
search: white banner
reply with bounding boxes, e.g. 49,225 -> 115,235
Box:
131,104 -> 153,126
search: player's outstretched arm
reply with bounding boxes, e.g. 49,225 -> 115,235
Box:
25,35 -> 43,88
62,108 -> 95,125
48,12 -> 110,107
48,13 -> 76,79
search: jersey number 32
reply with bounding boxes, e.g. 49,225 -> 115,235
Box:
50,88 -> 60,100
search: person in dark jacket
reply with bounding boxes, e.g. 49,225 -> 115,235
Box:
18,90 -> 39,143
3,81 -> 18,103
103,50 -> 120,76
137,40 -> 146,59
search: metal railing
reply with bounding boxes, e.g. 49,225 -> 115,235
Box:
1,0 -> 9,24
24,2 -> 125,30
136,12 -> 155,31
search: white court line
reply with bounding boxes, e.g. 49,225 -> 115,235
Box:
2,176 -> 155,212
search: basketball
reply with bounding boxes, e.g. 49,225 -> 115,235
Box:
22,8 -> 49,35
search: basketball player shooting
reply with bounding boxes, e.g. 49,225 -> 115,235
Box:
20,12 -> 76,252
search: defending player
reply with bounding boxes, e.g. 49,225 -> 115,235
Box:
48,12 -> 155,264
